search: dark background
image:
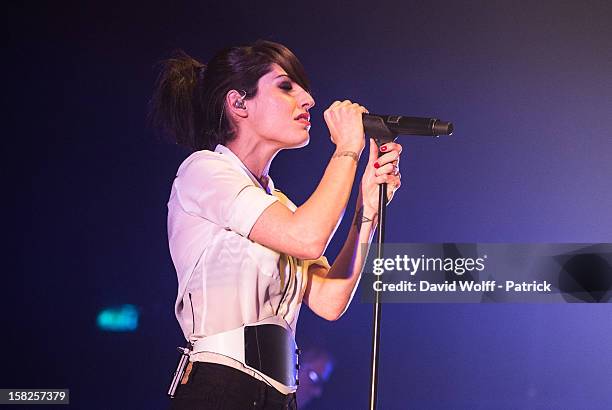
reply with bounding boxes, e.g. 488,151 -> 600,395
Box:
4,1 -> 612,409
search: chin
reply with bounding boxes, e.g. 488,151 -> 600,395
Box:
285,134 -> 310,149
296,135 -> 310,148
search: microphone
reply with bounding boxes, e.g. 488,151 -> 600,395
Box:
363,114 -> 454,138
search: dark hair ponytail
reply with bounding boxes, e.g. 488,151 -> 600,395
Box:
148,50 -> 205,150
149,40 -> 311,152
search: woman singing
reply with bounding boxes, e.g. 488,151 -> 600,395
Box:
150,40 -> 402,409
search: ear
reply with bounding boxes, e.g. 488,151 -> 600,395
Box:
226,89 -> 249,119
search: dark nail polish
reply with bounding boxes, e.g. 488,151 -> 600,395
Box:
380,146 -> 387,152
374,162 -> 380,168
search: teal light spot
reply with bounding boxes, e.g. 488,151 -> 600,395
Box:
96,304 -> 139,332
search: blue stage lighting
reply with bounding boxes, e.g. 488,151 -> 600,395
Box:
97,304 -> 139,332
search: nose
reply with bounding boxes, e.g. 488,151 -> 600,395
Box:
301,91 -> 315,110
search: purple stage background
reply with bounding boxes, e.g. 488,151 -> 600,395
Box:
4,1 -> 612,409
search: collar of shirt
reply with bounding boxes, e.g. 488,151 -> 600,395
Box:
214,144 -> 275,195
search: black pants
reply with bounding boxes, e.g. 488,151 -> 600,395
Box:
169,362 -> 298,410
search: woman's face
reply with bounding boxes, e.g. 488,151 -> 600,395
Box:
245,64 -> 315,149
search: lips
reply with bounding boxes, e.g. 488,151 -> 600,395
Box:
295,112 -> 310,122
295,113 -> 311,129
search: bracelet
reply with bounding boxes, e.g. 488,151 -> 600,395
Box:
332,150 -> 359,163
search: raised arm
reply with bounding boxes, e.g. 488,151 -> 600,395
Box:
304,139 -> 403,320
249,100 -> 368,259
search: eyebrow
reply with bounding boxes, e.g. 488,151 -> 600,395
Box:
274,74 -> 291,79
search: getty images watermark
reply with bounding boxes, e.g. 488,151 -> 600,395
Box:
361,244 -> 612,303
371,254 -> 551,293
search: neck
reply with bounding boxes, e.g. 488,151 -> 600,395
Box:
225,137 -> 279,183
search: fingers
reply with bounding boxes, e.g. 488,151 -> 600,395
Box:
373,174 -> 402,188
373,151 -> 399,168
325,100 -> 368,115
374,162 -> 395,176
374,143 -> 402,165
386,175 -> 402,204
372,141 -> 402,189
324,100 -> 369,151
367,138 -> 379,164
379,142 -> 402,155
371,140 -> 402,182
363,140 -> 403,204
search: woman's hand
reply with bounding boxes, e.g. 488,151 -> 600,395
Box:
324,100 -> 368,155
358,138 -> 403,218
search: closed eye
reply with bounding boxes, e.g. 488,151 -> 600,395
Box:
279,81 -> 293,91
